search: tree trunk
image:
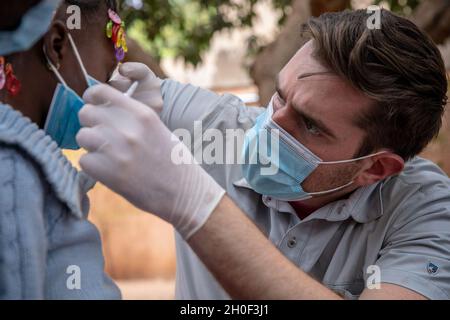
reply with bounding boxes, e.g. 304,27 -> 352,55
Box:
411,0 -> 450,45
250,0 -> 350,105
125,38 -> 167,79
440,40 -> 450,70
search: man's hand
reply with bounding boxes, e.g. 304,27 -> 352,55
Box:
109,62 -> 164,114
76,84 -> 225,239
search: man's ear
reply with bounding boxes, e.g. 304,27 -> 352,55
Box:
42,20 -> 69,67
354,152 -> 405,186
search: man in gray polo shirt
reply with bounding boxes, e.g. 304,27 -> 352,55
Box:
158,10 -> 449,300
77,9 -> 450,299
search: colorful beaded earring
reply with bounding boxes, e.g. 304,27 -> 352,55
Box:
0,56 -> 21,97
106,9 -> 128,62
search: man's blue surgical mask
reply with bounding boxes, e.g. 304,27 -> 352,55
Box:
241,101 -> 385,202
44,34 -> 99,150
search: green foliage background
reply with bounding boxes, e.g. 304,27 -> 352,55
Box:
120,0 -> 421,66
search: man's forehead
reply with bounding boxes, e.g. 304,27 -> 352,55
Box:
280,41 -> 371,108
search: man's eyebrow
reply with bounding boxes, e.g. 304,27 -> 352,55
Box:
296,108 -> 337,139
297,71 -> 334,80
275,72 -> 334,97
275,72 -> 337,139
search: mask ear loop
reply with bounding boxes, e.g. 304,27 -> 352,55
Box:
67,34 -> 90,87
319,151 -> 388,165
43,45 -> 68,87
43,44 -> 68,132
306,180 -> 355,197
305,152 -> 389,198
43,34 -> 91,88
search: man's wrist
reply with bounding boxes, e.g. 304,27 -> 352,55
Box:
181,187 -> 226,240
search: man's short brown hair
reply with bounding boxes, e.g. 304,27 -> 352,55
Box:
304,9 -> 448,160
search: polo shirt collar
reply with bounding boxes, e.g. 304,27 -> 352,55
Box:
233,178 -> 385,223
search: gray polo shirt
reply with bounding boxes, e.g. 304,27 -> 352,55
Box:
161,79 -> 450,300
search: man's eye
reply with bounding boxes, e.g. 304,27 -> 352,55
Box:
304,119 -> 321,136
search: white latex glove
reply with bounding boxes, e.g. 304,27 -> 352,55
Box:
76,84 -> 226,240
108,62 -> 164,114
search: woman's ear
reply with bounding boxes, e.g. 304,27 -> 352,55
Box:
42,20 -> 69,67
354,152 -> 405,186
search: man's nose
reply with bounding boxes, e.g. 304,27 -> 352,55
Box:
272,103 -> 289,127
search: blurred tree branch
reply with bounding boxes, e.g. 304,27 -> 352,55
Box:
250,0 -> 350,105
125,38 -> 167,78
411,0 -> 450,45
120,0 -> 449,103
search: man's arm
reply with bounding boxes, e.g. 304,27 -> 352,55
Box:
78,82 -> 430,300
188,196 -> 341,300
189,196 -> 427,300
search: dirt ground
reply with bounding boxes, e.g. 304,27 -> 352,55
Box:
116,279 -> 175,300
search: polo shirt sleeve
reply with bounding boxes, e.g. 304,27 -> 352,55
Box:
375,186 -> 450,300
160,79 -> 232,133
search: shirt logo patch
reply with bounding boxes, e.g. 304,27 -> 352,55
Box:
427,262 -> 439,275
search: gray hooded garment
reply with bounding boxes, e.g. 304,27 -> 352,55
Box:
0,103 -> 121,299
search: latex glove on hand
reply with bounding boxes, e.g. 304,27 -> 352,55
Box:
108,62 -> 164,114
76,84 -> 226,240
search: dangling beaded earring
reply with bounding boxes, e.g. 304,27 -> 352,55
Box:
0,56 -> 21,97
0,57 -> 5,92
106,9 -> 128,62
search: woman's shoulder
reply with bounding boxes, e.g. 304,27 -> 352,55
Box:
0,142 -> 120,300
0,103 -> 95,218
0,143 -> 51,299
0,143 -> 48,216
0,142 -> 46,188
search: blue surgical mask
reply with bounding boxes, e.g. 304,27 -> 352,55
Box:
0,0 -> 62,56
241,101 -> 385,202
44,34 -> 99,150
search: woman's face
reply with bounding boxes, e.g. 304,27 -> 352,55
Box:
57,7 -> 119,96
0,3 -> 120,128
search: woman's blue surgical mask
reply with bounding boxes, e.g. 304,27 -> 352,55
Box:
241,101 -> 385,202
44,34 -> 99,150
